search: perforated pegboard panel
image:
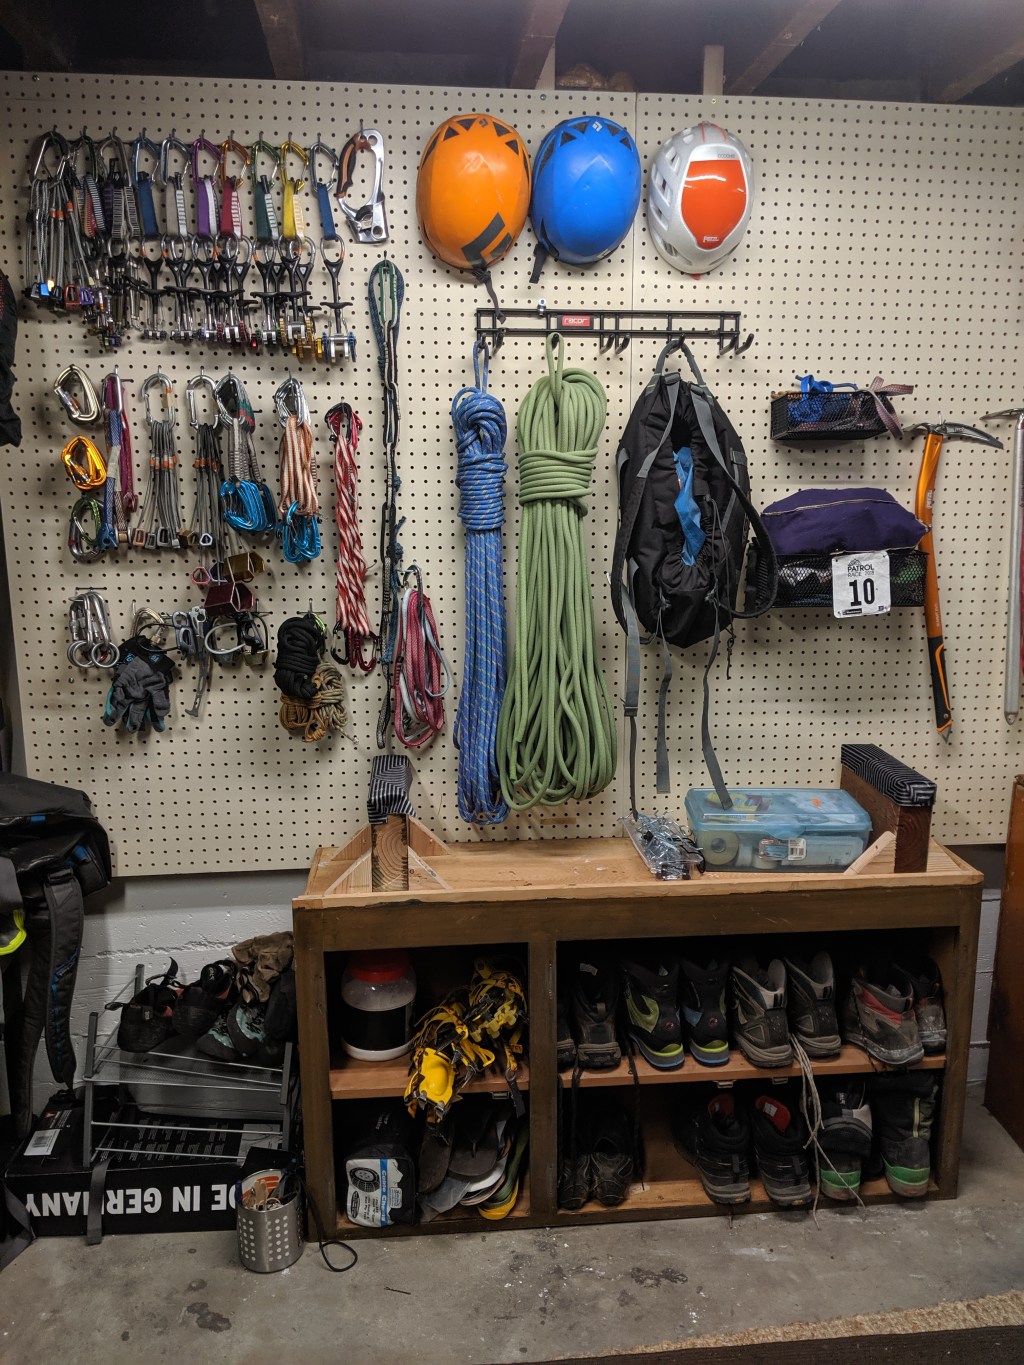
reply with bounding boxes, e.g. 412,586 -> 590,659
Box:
0,73 -> 1022,875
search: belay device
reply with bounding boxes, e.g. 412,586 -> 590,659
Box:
611,339 -> 777,848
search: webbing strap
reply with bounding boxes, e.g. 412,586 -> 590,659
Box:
254,176 -> 278,242
42,871 -> 82,1091
135,175 -> 159,239
219,180 -> 243,238
166,177 -> 189,238
316,181 -> 338,240
195,177 -> 218,239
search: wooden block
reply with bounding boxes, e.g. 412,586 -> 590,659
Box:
841,766 -> 932,872
371,814 -> 409,892
842,829 -> 896,876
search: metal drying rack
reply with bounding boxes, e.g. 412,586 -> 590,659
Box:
475,304 -> 754,356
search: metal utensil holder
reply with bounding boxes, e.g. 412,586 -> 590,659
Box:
237,1169 -> 304,1272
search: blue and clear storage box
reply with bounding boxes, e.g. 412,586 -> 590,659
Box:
684,787 -> 872,872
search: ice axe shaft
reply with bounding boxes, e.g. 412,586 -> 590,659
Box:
983,407 -> 1024,723
909,421 -> 1004,737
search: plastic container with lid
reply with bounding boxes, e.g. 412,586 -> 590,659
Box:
340,950 -> 417,1062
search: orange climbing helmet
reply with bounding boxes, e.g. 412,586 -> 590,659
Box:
416,114 -> 532,272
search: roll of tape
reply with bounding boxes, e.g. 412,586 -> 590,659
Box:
702,831 -> 740,867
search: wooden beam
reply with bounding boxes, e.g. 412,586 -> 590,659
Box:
0,2 -> 70,69
253,0 -> 305,81
702,44 -> 724,96
932,4 -> 1024,103
509,0 -> 571,89
726,0 -> 844,95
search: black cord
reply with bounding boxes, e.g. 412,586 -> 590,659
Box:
299,1172 -> 359,1274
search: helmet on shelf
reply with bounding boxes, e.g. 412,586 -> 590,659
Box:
529,116 -> 642,277
646,121 -> 754,275
416,114 -> 532,273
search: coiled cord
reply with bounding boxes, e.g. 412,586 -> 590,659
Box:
452,341 -> 509,824
496,335 -> 617,809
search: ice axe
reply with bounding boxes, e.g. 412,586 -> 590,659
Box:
982,406 -> 1024,723
907,421 -> 1003,737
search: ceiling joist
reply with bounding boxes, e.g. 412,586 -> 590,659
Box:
726,0 -> 844,95
934,23 -> 1024,102
509,0 -> 572,89
254,0 -> 305,81
0,1 -> 69,70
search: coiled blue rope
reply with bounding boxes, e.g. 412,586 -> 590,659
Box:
452,341 -> 510,825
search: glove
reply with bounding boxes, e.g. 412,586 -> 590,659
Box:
103,639 -> 175,733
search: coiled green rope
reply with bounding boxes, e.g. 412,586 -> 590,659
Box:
496,335 -> 617,809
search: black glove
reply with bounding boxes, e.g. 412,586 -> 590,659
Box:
103,639 -> 175,733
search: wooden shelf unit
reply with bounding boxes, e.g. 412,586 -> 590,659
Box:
293,835 -> 981,1237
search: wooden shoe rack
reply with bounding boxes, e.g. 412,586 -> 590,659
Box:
293,830 -> 981,1237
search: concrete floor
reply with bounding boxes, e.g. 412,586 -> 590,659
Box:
4,1091 -> 1024,1364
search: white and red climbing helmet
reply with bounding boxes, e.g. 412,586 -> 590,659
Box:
646,121 -> 754,275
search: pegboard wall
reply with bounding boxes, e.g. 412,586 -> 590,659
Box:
1,71 -> 1022,875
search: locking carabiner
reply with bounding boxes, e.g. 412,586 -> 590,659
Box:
61,436 -> 107,490
54,365 -> 102,425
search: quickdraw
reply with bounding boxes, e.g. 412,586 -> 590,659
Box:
133,371 -> 184,549
216,371 -> 276,535
61,435 -> 106,490
274,376 -> 321,563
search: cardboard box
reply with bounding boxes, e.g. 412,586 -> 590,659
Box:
5,1098 -> 282,1237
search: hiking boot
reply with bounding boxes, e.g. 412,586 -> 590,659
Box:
730,958 -> 793,1068
841,963 -> 924,1067
115,960 -> 183,1053
590,1102 -> 634,1207
680,958 -> 730,1067
751,1092 -> 813,1208
870,1071 -> 938,1198
570,960 -> 621,1070
817,1076 -> 873,1201
783,953 -> 841,1057
557,996 -> 576,1071
622,959 -> 684,1070
675,1092 -> 751,1204
894,956 -> 947,1054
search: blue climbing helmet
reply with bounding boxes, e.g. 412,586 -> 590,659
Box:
529,116 -> 642,280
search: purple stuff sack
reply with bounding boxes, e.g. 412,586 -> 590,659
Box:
761,487 -> 928,557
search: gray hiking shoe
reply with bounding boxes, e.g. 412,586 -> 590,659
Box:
784,952 -> 841,1057
729,958 -> 793,1068
841,964 -> 924,1067
895,957 -> 947,1055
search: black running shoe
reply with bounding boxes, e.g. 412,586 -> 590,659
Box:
590,1102 -> 634,1207
557,997 -> 576,1071
622,959 -> 684,1070
817,1076 -> 873,1202
841,962 -> 924,1067
172,959 -> 238,1041
676,1092 -> 751,1204
869,1071 -> 937,1198
730,958 -> 793,1068
751,1092 -> 813,1208
115,960 -> 183,1053
570,960 -> 621,1070
680,958 -> 730,1066
783,953 -> 841,1057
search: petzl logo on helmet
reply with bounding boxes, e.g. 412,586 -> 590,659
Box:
460,213 -> 513,267
558,314 -> 594,329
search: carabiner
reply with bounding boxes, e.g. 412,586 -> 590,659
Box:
191,134 -> 222,184
131,130 -> 162,186
250,135 -> 280,187
186,371 -> 220,430
159,131 -> 191,184
32,129 -> 69,182
98,131 -> 130,181
279,136 -> 308,190
61,436 -> 107,489
273,375 -> 309,428
54,365 -> 101,425
140,371 -> 176,426
69,130 -> 99,184
219,134 -> 250,188
308,134 -> 338,189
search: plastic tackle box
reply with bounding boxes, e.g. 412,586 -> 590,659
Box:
684,787 -> 872,872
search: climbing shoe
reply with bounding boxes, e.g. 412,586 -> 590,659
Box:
783,952 -> 841,1058
195,1012 -> 240,1062
589,1101 -> 635,1207
680,958 -> 730,1066
570,959 -> 621,1070
729,958 -> 793,1068
114,959 -> 183,1053
172,959 -> 238,1041
870,1071 -> 938,1198
675,1092 -> 751,1205
817,1076 -> 873,1201
751,1092 -> 813,1208
622,959 -> 684,1070
841,962 -> 924,1067
227,997 -> 267,1057
894,956 -> 947,1054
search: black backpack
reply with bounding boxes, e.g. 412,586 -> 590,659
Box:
611,341 -> 777,809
